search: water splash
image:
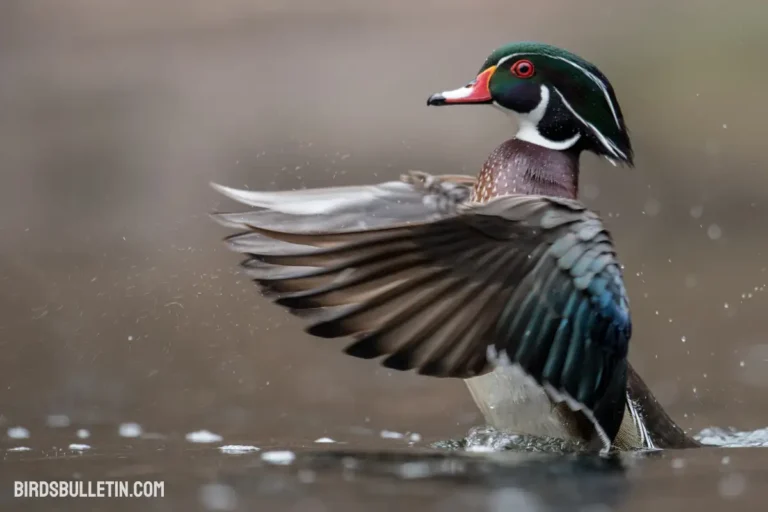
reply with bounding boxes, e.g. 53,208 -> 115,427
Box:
432,426 -> 587,453
219,445 -> 260,455
695,427 -> 768,447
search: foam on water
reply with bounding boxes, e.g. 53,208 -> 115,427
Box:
695,427 -> 768,447
219,445 -> 260,454
436,426 -> 588,453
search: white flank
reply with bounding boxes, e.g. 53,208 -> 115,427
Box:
486,345 -> 612,452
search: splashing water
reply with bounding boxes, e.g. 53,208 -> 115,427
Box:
432,426 -> 588,453
695,427 -> 768,447
434,425 -> 768,453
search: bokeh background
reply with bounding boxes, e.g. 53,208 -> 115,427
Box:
1,0 -> 768,447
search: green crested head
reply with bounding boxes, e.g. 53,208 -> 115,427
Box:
428,41 -> 634,166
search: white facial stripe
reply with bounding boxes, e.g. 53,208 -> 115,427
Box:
504,85 -> 581,151
497,52 -> 622,130
553,87 -> 627,160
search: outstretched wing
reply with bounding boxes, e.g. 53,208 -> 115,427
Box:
212,174 -> 631,445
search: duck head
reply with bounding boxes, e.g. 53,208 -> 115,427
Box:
427,42 -> 634,166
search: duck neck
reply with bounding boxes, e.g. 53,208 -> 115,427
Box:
472,138 -> 580,202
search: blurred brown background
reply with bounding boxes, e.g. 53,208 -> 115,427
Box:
1,0 -> 767,444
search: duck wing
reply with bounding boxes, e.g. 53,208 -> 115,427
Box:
212,173 -> 631,447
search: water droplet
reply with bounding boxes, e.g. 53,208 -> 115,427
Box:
718,473 -> 746,499
261,450 -> 296,465
708,224 -> 722,240
185,430 -> 223,444
199,482 -> 238,511
118,422 -> 142,438
7,426 -> 30,439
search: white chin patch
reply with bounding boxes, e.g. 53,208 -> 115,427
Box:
500,85 -> 581,151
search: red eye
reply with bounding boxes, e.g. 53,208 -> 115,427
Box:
511,59 -> 535,78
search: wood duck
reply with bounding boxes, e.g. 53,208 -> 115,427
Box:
212,41 -> 700,452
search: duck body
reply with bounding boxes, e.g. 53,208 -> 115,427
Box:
212,41 -> 699,451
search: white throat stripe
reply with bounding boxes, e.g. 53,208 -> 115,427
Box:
506,85 -> 581,151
